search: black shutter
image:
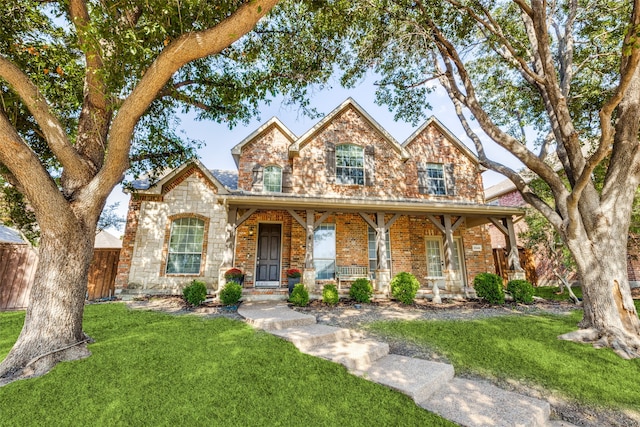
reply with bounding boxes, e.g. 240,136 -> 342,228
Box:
282,165 -> 293,193
417,162 -> 428,194
444,163 -> 456,196
326,142 -> 336,183
252,164 -> 264,192
364,145 -> 375,186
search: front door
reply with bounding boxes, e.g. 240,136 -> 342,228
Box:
256,224 -> 281,287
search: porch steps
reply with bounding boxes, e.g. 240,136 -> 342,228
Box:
269,324 -> 352,351
303,337 -> 390,372
237,301 -> 315,330
238,301 -> 569,427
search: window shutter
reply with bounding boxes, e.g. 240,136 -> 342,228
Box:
282,165 -> 293,193
252,164 -> 264,192
364,145 -> 375,186
444,163 -> 456,196
417,162 -> 428,194
326,142 -> 336,183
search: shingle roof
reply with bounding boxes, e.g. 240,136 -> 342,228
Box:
0,224 -> 26,244
210,169 -> 238,190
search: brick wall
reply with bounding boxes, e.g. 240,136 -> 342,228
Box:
236,106 -> 485,203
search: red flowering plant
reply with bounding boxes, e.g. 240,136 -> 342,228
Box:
224,268 -> 243,280
286,268 -> 302,278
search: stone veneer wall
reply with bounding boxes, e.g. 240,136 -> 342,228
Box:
121,173 -> 227,293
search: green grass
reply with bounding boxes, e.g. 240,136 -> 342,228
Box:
534,285 -> 583,301
367,311 -> 640,412
0,304 -> 453,427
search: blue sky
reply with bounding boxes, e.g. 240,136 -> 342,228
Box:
105,74 -> 521,235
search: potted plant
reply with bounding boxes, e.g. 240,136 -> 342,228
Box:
286,268 -> 302,295
224,267 -> 244,286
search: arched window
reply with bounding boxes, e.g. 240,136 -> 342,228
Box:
263,165 -> 282,193
336,144 -> 364,185
166,217 -> 205,274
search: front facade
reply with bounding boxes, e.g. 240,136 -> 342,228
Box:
116,99 -> 523,298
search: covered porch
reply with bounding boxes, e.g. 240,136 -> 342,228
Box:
217,194 -> 524,298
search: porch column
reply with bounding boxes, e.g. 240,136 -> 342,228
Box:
218,207 -> 238,289
375,212 -> 391,293
303,209 -> 316,288
442,215 -> 456,292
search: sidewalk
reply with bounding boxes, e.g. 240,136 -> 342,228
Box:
238,301 -> 575,427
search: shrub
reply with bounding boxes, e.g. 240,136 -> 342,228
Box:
220,281 -> 242,306
322,283 -> 339,305
473,272 -> 505,305
183,280 -> 207,306
507,279 -> 535,304
289,283 -> 309,307
349,278 -> 373,303
390,272 -> 420,305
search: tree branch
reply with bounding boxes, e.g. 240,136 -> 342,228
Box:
88,0 -> 280,204
0,55 -> 90,182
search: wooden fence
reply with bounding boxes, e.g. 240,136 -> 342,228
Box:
493,247 -> 538,285
0,244 -> 120,311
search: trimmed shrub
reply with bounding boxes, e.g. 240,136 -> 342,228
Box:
220,281 -> 242,306
507,279 -> 535,304
473,272 -> 505,305
183,280 -> 207,306
322,283 -> 339,305
390,272 -> 420,305
289,283 -> 309,307
349,278 -> 373,303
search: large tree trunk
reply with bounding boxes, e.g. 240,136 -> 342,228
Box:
0,219 -> 96,384
561,235 -> 640,359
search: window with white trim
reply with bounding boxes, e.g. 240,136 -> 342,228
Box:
314,224 -> 336,280
336,144 -> 364,185
418,163 -> 447,195
263,165 -> 282,193
166,217 -> 205,275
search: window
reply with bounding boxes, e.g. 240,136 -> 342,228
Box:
426,238 -> 443,277
314,224 -> 335,280
418,163 -> 447,195
263,166 -> 282,193
368,226 -> 391,274
336,144 -> 364,185
166,217 -> 205,275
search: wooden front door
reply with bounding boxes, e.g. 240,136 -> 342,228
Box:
256,223 -> 281,287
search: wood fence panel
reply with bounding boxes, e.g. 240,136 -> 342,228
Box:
492,248 -> 538,286
0,245 -> 120,310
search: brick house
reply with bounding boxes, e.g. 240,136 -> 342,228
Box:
115,98 -> 523,299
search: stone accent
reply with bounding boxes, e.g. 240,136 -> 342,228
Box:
124,172 -> 227,293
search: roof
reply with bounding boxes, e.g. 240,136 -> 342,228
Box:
210,169 -> 238,190
484,179 -> 518,201
95,230 -> 122,248
0,224 -> 26,244
131,159 -> 230,195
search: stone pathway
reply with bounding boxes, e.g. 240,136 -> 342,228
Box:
238,301 -> 576,427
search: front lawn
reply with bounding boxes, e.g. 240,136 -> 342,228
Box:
534,286 -> 583,301
0,304 -> 453,426
367,310 -> 640,412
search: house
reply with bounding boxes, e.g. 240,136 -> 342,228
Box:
486,178 -> 640,288
115,98 -> 523,299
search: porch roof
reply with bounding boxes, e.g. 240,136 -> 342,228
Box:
223,193 -> 523,220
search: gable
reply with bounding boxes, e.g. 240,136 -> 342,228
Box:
289,98 -> 410,160
231,117 -> 296,167
133,160 -> 229,198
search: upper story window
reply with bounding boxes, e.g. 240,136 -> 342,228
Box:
335,144 -> 364,185
419,163 -> 448,195
166,217 -> 205,275
263,165 -> 282,193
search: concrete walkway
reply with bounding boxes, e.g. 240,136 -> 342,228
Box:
238,301 -> 575,427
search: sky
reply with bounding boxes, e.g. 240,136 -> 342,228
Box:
105,73 -> 522,236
